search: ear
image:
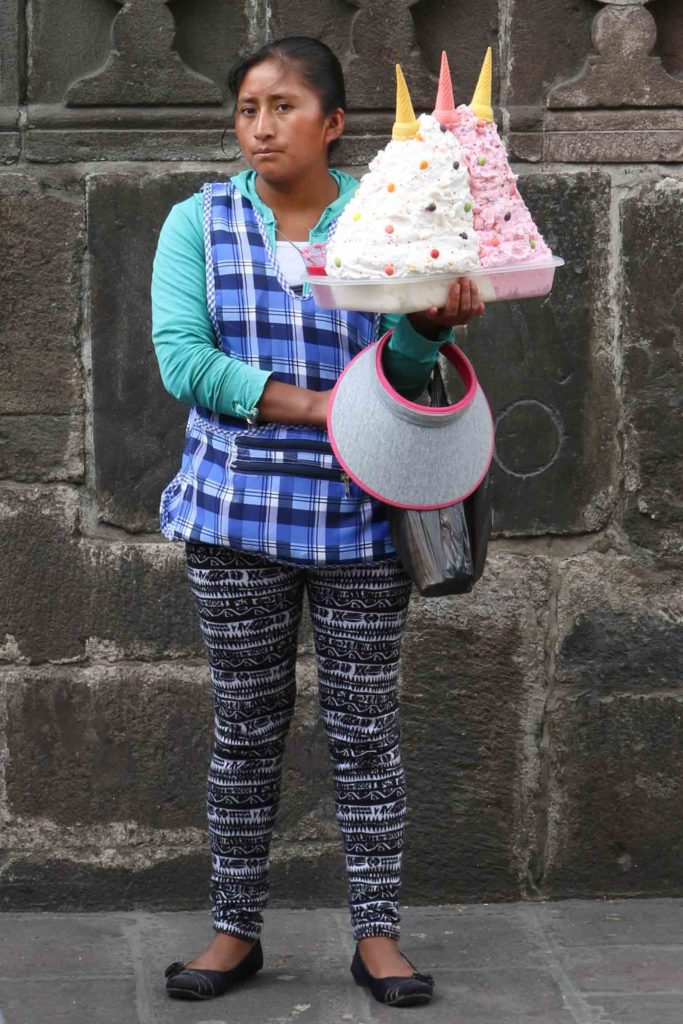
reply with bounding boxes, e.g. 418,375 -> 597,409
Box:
324,107 -> 345,145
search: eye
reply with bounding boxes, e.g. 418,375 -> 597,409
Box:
238,106 -> 256,117
276,102 -> 293,112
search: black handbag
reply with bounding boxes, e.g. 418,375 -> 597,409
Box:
387,357 -> 494,597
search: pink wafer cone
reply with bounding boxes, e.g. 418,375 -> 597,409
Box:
433,51 -> 459,129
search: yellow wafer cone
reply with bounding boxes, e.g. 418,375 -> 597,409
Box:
470,46 -> 494,122
392,64 -> 420,141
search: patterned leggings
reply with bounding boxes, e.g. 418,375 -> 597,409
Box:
184,540 -> 414,942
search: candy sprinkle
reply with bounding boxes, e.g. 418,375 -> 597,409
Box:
478,156 -> 487,166
419,160 -> 429,169
459,231 -> 468,239
416,133 -> 424,141
334,256 -> 342,266
430,249 -> 439,258
425,202 -> 436,212
464,201 -> 472,212
384,264 -> 394,276
453,161 -> 460,170
387,183 -> 395,192
504,211 -> 511,221
491,237 -> 500,247
352,212 -> 361,221
385,224 -> 394,234
439,123 -> 447,133
529,238 -> 537,249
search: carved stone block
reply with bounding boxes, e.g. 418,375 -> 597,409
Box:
0,175 -> 85,479
620,178 -> 683,561
87,170 -> 233,532
65,1 -> 222,107
270,0 -> 499,113
549,4 -> 683,109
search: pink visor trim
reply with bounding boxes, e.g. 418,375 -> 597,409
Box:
326,331 -> 496,510
374,329 -> 477,416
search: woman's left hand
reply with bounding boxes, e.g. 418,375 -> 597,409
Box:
408,276 -> 485,340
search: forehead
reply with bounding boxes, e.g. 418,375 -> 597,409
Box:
237,59 -> 311,101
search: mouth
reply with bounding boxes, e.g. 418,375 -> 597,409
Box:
253,149 -> 280,158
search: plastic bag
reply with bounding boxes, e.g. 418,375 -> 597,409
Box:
387,358 -> 494,597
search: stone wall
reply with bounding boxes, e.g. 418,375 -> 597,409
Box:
0,0 -> 681,913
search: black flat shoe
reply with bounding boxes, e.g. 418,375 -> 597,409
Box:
164,939 -> 263,1000
350,944 -> 435,1007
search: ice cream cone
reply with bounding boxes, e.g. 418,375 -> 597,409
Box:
470,46 -> 494,122
392,64 -> 420,141
433,51 -> 459,129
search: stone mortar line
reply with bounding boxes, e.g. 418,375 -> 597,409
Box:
121,913 -> 156,1024
525,556 -> 561,897
332,908 -> 379,1023
244,0 -> 271,53
0,676 -> 9,825
498,0 -> 514,143
521,904 -> 615,1024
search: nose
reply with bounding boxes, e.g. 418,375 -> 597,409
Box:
253,108 -> 275,141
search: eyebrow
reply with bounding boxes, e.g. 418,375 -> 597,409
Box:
238,92 -> 296,103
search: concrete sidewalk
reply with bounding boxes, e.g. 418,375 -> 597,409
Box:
2,898 -> 683,1024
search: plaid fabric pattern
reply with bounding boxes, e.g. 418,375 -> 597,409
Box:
160,181 -> 397,566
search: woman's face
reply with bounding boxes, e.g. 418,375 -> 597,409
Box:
234,59 -> 344,183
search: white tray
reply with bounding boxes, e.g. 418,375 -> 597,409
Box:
305,257 -> 565,314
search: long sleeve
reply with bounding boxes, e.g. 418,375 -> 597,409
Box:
151,194 -> 273,419
380,314 -> 453,401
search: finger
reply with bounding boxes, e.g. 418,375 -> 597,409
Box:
444,280 -> 460,318
458,276 -> 472,320
469,280 -> 480,309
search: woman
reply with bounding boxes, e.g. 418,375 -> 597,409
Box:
151,36 -> 484,1007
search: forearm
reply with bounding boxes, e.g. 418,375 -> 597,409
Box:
255,378 -> 328,429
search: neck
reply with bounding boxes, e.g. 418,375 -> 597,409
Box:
255,163 -> 339,223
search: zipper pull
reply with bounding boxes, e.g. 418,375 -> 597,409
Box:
341,471 -> 351,497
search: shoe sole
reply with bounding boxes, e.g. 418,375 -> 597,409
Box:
166,988 -> 212,1001
166,966 -> 262,1000
353,976 -> 434,1006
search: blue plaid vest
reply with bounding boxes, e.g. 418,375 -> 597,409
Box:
159,181 -> 397,565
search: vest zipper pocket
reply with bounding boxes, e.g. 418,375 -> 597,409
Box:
232,457 -> 352,496
236,436 -> 334,454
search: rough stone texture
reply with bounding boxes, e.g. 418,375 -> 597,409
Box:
620,178 -> 683,562
0,412 -> 82,482
0,0 -> 20,116
544,693 -> 683,897
0,487 -> 202,664
87,170 -> 231,532
460,171 -> 618,537
398,552 -> 552,902
0,176 -> 85,480
3,663 -> 213,827
541,552 -> 683,897
555,553 -> 683,696
507,0 -> 596,125
655,0 -> 683,79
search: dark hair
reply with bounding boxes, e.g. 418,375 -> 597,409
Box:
226,36 -> 345,159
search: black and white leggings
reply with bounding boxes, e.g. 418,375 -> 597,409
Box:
184,540 -> 414,942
